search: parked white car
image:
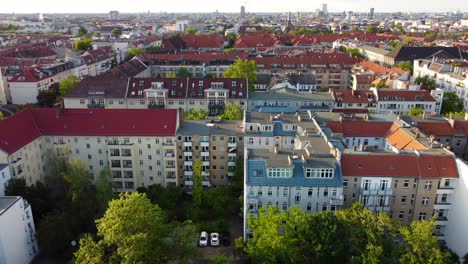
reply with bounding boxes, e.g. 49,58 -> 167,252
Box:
199,231 -> 208,247
210,232 -> 219,246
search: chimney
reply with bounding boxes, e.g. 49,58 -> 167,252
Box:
274,146 -> 278,155
54,102 -> 63,119
448,114 -> 455,128
465,112 -> 468,121
178,108 -> 184,128
422,111 -> 427,120
351,89 -> 356,97
359,144 -> 365,151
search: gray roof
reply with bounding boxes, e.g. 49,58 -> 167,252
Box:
0,196 -> 20,217
0,164 -> 8,170
177,120 -> 242,136
247,149 -> 342,187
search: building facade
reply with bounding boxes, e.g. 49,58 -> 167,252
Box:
0,196 -> 38,264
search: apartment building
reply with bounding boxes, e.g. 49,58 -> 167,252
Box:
413,59 -> 468,111
64,76 -> 248,116
137,51 -> 247,78
248,88 -> 334,113
341,152 -> 458,239
0,164 -> 11,196
0,196 -> 38,264
176,120 -> 244,189
330,89 -> 377,113
243,111 -> 344,239
0,107 -> 179,190
372,88 -> 442,115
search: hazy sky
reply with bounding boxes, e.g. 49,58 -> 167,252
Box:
1,0 -> 467,14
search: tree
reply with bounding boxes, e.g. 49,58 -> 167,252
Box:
210,254 -> 233,264
75,38 -> 92,52
226,33 -> 237,48
77,26 -> 88,37
37,83 -> 59,107
184,108 -> 207,120
365,26 -> 378,33
408,107 -> 424,116
176,67 -> 192,78
145,45 -> 159,53
223,59 -> 257,92
0,112 -> 4,120
37,211 -> 75,256
400,219 -> 451,264
441,92 -> 464,115
415,76 -> 437,91
192,160 -> 203,209
95,166 -> 114,215
346,48 -> 365,59
59,75 -> 81,96
169,220 -> 199,260
220,102 -> 243,120
185,27 -> 198,34
94,192 -> 168,263
395,61 -> 413,73
73,234 -> 105,264
110,28 -> 122,37
127,47 -> 144,59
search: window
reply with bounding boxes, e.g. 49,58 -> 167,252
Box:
308,188 -> 313,197
422,197 -> 429,205
363,179 -> 371,190
403,180 -> 410,188
323,188 -> 329,197
424,181 -> 432,190
444,179 -> 451,188
379,180 -> 389,190
307,202 -> 312,211
267,187 -> 272,196
418,212 -> 427,221
441,194 -> 448,203
401,196 -> 407,203
343,179 -> 348,187
295,193 -> 301,204
283,188 -> 288,197
399,211 -> 404,220
322,203 -> 327,211
282,202 -> 288,211
268,168 -> 291,178
305,168 -> 334,178
258,188 -> 263,196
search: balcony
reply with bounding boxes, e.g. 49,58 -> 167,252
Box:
184,171 -> 193,176
165,164 -> 176,169
366,205 -> 391,212
185,180 -> 194,186
201,151 -> 209,156
87,103 -> 105,109
183,142 -> 193,147
202,171 -> 210,177
148,104 -> 165,109
163,142 -> 174,147
166,174 -> 177,179
200,142 -> 210,147
165,152 -> 174,158
361,188 -> 393,196
331,196 -> 344,206
202,180 -> 211,186
228,171 -> 234,177
184,161 -> 193,166
203,161 -> 210,166
436,216 -> 448,225
228,152 -> 237,157
184,151 -> 192,156
228,142 -> 236,148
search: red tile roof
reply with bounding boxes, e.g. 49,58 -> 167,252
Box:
341,153 -> 458,178
0,108 -> 178,154
140,51 -> 247,65
9,67 -> 49,83
416,122 -> 454,136
253,52 -> 360,68
385,124 -> 427,150
376,89 -> 436,102
332,89 -> 376,103
180,35 -> 226,49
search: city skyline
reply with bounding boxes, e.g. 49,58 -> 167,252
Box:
1,0 -> 467,14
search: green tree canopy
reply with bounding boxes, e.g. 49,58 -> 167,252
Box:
220,102 -> 243,120
346,47 -> 365,59
169,220 -> 199,260
408,107 -> 424,116
77,192 -> 169,263
400,219 -> 451,264
128,47 -> 144,59
111,28 -> 122,37
184,108 -> 208,120
223,59 -> 257,92
73,234 -> 105,264
395,61 -> 413,73
59,75 -> 81,96
77,26 -> 88,37
95,166 -> 114,215
210,254 -> 233,264
365,26 -> 378,33
74,38 -> 92,52
176,67 -> 192,78
185,27 -> 198,34
415,75 -> 437,91
192,159 -> 203,209
441,92 -> 464,115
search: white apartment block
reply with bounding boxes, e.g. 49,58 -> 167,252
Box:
0,196 -> 38,264
0,165 -> 11,196
372,88 -> 441,115
414,60 -> 468,111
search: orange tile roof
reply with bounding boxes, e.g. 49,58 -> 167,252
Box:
385,124 -> 427,150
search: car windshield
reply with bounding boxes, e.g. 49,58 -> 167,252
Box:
201,237 -> 207,240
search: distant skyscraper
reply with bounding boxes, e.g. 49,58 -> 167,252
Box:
321,3 -> 328,14
369,8 -> 375,19
108,10 -> 119,21
241,6 -> 246,18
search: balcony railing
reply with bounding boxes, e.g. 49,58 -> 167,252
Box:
148,104 -> 165,109
361,188 -> 393,196
87,103 -> 105,109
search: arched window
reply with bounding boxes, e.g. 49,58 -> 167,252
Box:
295,193 -> 301,204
